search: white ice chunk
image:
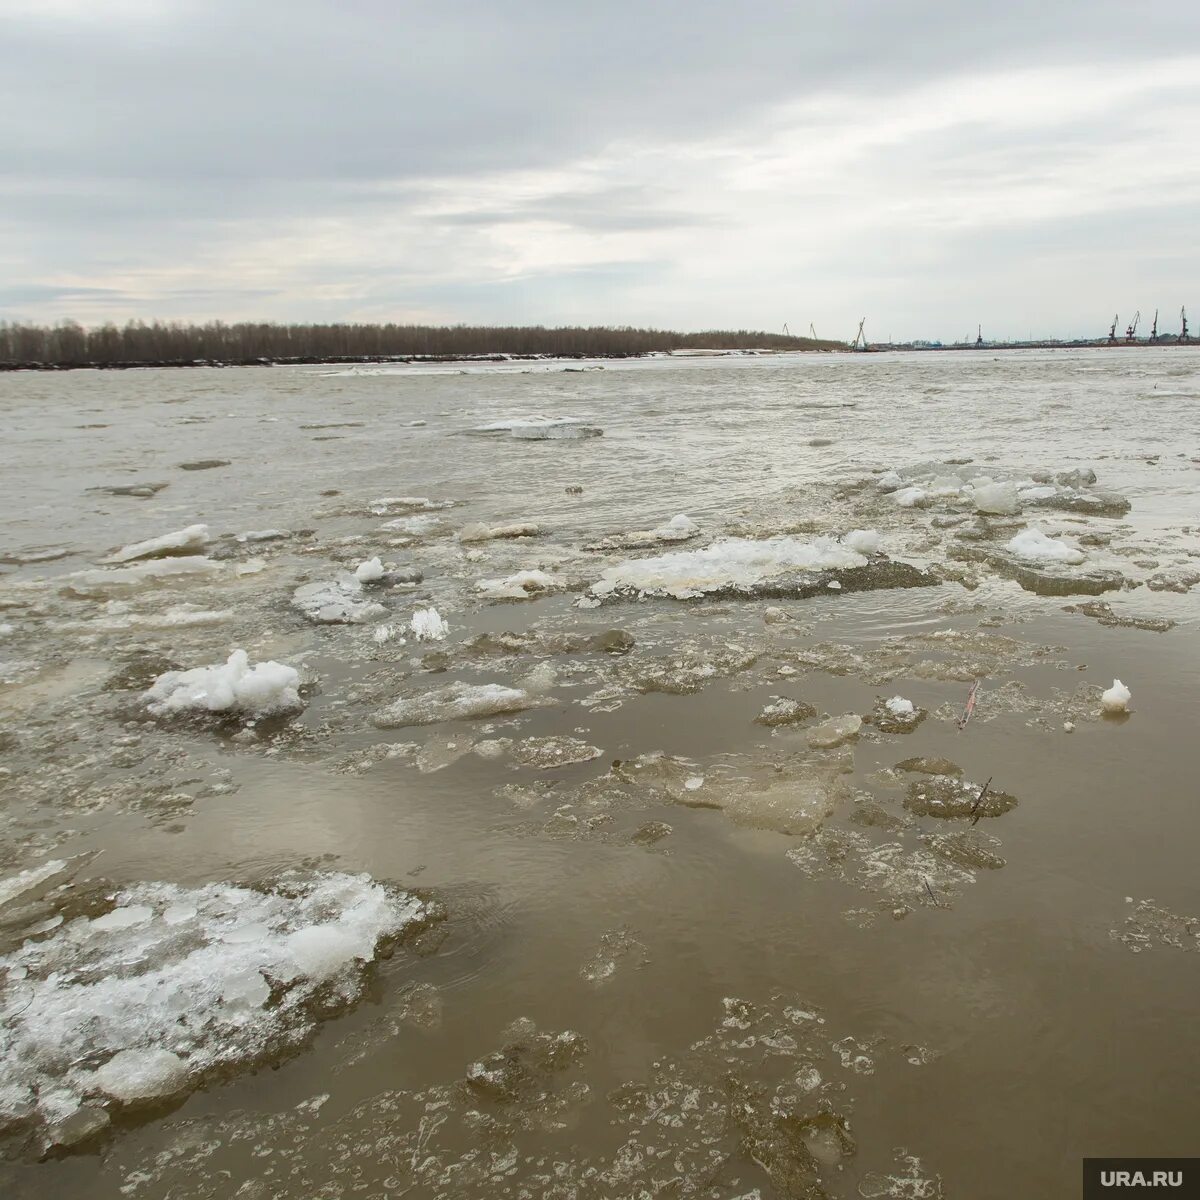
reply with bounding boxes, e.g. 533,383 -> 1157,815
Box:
103,524 -> 210,564
476,569 -> 563,600
843,529 -> 881,555
93,1049 -> 187,1103
143,650 -> 302,718
354,556 -> 385,583
90,905 -> 154,932
1100,679 -> 1131,713
1005,527 -> 1086,565
892,487 -> 927,508
972,482 -> 1020,515
885,696 -> 915,718
409,607 -> 449,641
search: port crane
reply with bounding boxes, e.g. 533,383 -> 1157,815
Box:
850,318 -> 867,350
1150,310 -> 1158,341
1125,311 -> 1140,342
810,323 -> 819,341
975,325 -> 983,347
1183,307 -> 1190,342
1108,314 -> 1118,344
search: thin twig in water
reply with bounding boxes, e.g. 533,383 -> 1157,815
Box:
923,878 -> 939,907
968,776 -> 993,826
956,679 -> 980,731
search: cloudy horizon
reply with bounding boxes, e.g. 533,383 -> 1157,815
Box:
2,0 -> 1198,343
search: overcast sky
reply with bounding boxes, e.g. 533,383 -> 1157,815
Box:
2,0 -> 1198,341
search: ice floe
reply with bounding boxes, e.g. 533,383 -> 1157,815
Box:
457,521 -> 540,543
292,578 -> 388,624
469,415 -> 602,439
1100,678 -> 1131,713
103,524 -> 211,564
372,682 -> 546,728
0,872 -> 430,1148
589,534 -> 896,600
63,556 -> 224,596
143,650 -> 303,719
476,569 -> 564,600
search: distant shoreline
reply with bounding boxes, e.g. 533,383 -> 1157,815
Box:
0,340 -> 1193,372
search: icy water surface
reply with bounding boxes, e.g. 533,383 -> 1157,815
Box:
1,349 -> 1199,1198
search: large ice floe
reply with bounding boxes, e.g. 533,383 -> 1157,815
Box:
0,871 -> 430,1150
102,524 -> 211,564
589,532 -> 930,600
143,650 -> 303,719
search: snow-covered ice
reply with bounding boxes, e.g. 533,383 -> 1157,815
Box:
409,607 -> 449,641
470,415 -> 601,439
143,650 -> 303,718
1006,527 -> 1087,565
0,872 -> 428,1142
103,524 -> 211,564
1100,679 -> 1131,714
590,535 -> 874,600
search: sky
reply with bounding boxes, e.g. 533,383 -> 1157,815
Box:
1,0 -> 1198,342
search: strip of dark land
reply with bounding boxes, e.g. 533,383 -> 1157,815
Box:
0,320 -> 841,371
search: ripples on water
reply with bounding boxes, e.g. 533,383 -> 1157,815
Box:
1,348 -> 1199,1198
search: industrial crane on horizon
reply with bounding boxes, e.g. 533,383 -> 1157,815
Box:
1125,311 -> 1140,342
1108,314 -> 1119,344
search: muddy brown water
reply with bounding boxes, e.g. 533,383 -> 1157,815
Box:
1,349 -> 1198,1198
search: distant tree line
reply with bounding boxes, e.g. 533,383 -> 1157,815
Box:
0,320 -> 839,367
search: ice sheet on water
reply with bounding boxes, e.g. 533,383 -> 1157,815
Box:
586,513 -> 701,552
457,521 -> 540,543
590,534 -> 878,600
63,556 -> 224,596
372,681 -> 547,728
292,578 -> 388,624
143,650 -> 303,719
367,496 -> 455,516
103,524 -> 211,564
512,736 -> 603,770
0,871 -> 430,1148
